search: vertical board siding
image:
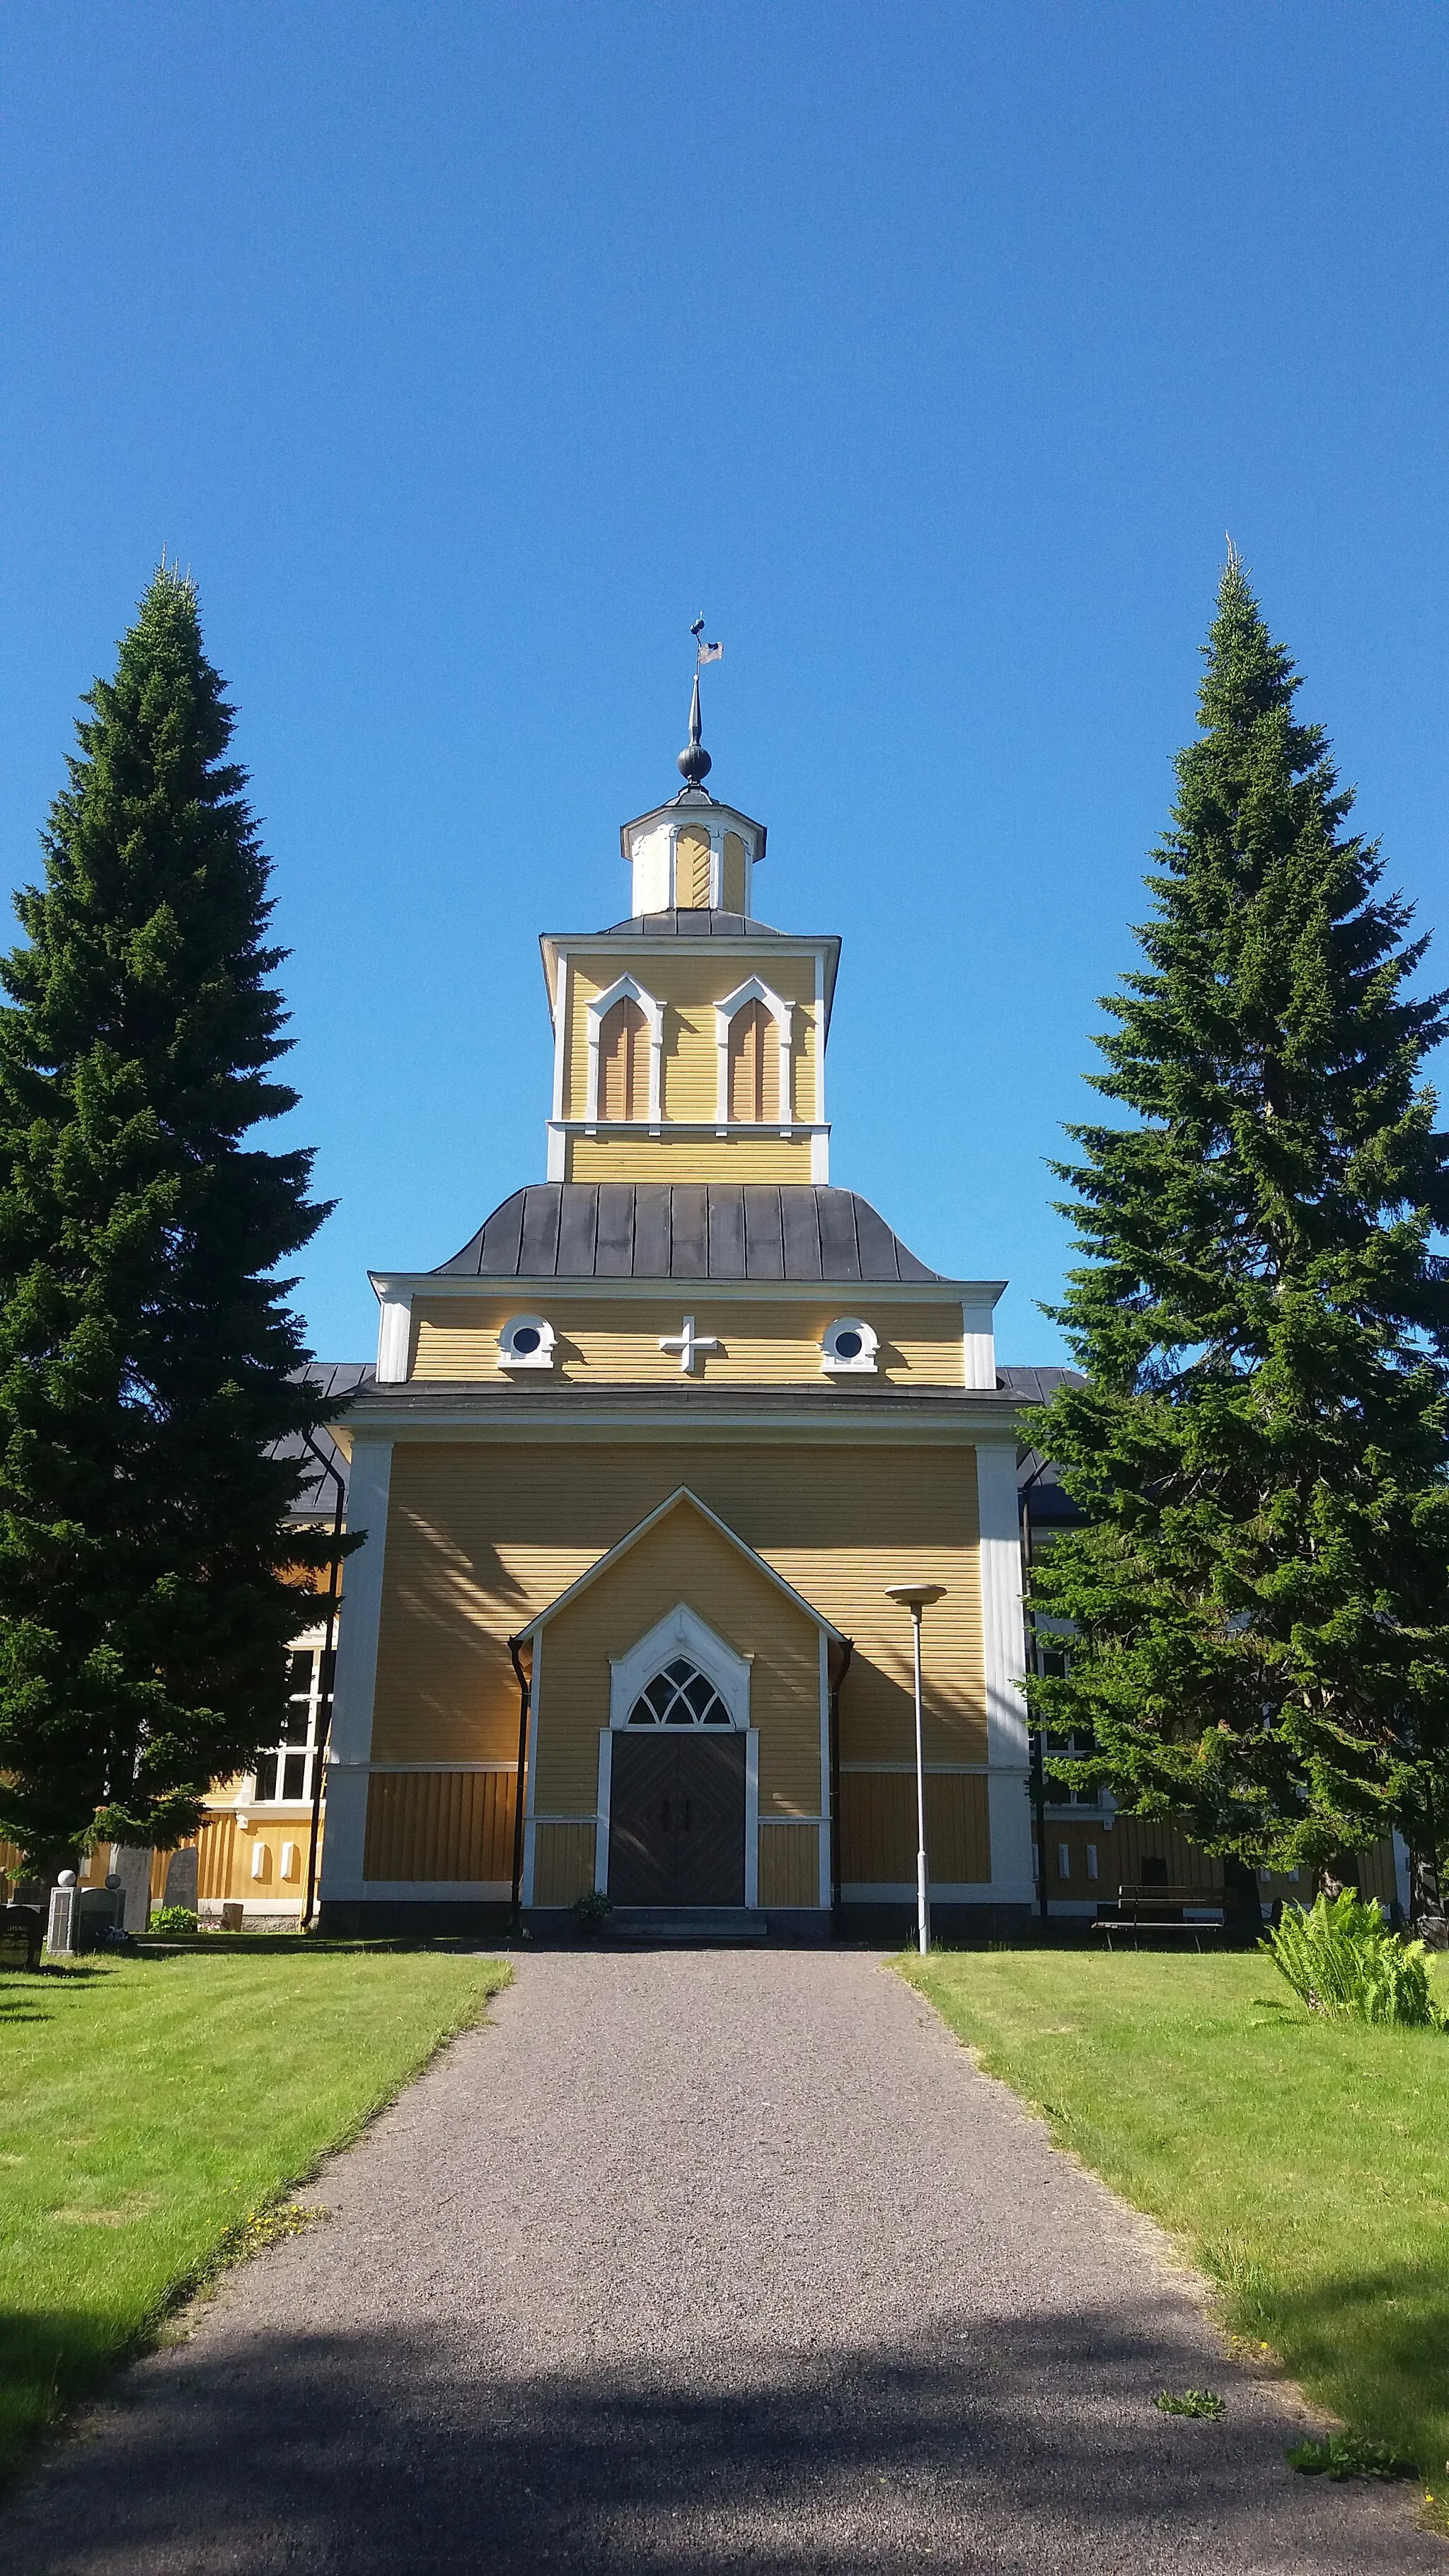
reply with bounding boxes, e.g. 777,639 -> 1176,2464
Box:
758,1820 -> 822,1908
364,1770 -> 516,1883
196,1814 -> 239,1900
531,1821 -> 597,1907
838,1772 -> 991,1885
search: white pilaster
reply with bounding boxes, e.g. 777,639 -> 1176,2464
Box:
376,1295 -> 412,1384
961,1299 -> 997,1390
975,1437 -> 1035,1903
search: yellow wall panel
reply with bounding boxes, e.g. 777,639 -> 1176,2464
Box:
564,1134 -> 814,1183
758,1819 -> 822,1907
364,1769 -> 516,1883
839,1772 -> 991,1885
410,1297 -> 966,1390
563,952 -> 820,1126
531,1821 -> 596,1907
370,1442 -> 984,1775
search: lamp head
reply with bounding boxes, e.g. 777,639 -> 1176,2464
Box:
884,1582 -> 947,1615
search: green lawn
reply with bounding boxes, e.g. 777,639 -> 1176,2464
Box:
0,1941 -> 508,2478
902,1946 -> 1449,2490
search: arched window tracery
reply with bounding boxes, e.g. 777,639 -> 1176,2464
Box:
626,1657 -> 733,1728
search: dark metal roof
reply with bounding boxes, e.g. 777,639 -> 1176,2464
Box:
273,1362 -> 375,1517
434,1185 -> 944,1283
602,909 -> 784,939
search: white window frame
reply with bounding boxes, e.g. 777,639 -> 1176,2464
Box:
586,974 -> 664,1124
497,1313 -> 555,1370
250,1635 -> 331,1808
821,1315 -> 879,1375
714,977 -> 794,1124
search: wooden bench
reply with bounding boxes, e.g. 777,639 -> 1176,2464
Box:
1092,1885 -> 1227,1951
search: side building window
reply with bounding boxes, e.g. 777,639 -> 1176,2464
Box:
254,1646 -> 334,1804
599,995 -> 648,1119
728,999 -> 780,1121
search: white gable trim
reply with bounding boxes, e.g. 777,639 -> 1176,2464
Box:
521,1485 -> 845,1644
609,1602 -> 752,1730
585,974 -> 664,1124
714,976 -> 795,1124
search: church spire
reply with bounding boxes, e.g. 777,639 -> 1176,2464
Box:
677,669 -> 712,790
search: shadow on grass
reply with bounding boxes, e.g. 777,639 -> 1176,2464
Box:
0,2308 -> 1431,2576
1228,2261 -> 1449,2466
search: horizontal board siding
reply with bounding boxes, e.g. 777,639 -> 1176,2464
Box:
410,1298 -> 966,1388
565,954 -> 820,1126
531,1821 -> 596,1907
758,1819 -> 822,1908
364,1769 -> 516,1883
839,1771 -> 991,1885
371,1443 -> 983,1772
565,1136 -> 814,1184
537,1506 -> 822,1814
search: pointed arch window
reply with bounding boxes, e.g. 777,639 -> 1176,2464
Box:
727,1000 -> 780,1122
715,978 -> 794,1124
586,976 -> 664,1124
599,997 -> 647,1120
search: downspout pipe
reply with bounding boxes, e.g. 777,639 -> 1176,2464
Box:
301,1435 -> 347,1935
507,1634 -> 532,1939
1019,1452 -> 1052,1931
828,1637 -> 853,1926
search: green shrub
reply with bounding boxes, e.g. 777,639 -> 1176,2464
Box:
1264,1890 -> 1443,2030
149,1905 -> 201,1936
570,1889 -> 613,1935
1286,2433 -> 1416,2480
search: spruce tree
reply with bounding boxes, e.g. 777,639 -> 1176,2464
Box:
1025,556 -> 1449,1900
0,567 -> 336,1874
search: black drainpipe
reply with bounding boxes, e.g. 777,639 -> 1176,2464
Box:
302,1436 -> 347,1935
507,1635 -> 531,1938
829,1637 -> 853,1924
1019,1456 -> 1051,1930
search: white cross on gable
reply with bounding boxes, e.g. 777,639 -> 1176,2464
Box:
659,1314 -> 720,1375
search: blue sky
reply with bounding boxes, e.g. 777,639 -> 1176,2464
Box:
2,3 -> 1447,1364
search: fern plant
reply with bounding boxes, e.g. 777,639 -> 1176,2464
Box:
1264,1890 -> 1443,2028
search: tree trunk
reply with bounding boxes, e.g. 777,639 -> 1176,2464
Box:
1220,1856 -> 1264,1942
1411,1847 -> 1449,1949
1318,1854 -> 1359,1902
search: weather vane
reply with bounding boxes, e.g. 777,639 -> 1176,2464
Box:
691,615 -> 722,667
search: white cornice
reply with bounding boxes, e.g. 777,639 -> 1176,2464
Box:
369,1270 -> 1007,1307
333,1395 -> 1025,1450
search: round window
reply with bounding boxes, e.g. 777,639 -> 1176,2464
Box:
833,1329 -> 862,1360
510,1325 -> 541,1356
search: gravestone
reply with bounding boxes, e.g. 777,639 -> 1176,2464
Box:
45,1870 -> 79,1956
162,1847 -> 199,1913
109,1844 -> 154,1934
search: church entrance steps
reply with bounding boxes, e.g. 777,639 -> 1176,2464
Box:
607,1904 -> 768,1944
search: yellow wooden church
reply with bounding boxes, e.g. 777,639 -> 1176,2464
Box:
318,684 -> 1037,1936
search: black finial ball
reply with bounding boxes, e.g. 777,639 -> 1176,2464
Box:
677,741 -> 712,785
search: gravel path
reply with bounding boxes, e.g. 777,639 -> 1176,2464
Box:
1,1949 -> 1440,2574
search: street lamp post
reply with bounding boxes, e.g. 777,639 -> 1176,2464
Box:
885,1583 -> 946,1955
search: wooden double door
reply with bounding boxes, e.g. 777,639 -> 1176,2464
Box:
607,1732 -> 746,1905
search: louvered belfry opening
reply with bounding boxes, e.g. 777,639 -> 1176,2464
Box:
727,1000 -> 780,1122
675,824 -> 712,908
627,1657 -> 732,1728
598,995 -> 647,1119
